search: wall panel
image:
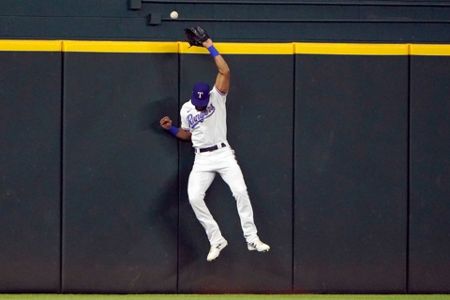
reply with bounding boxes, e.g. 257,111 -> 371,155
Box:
409,55 -> 450,293
178,54 -> 293,293
0,52 -> 61,291
62,52 -> 178,292
294,55 -> 408,292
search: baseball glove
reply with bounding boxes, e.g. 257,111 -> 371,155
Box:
184,26 -> 210,47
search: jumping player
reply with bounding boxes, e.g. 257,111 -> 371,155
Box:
160,36 -> 270,262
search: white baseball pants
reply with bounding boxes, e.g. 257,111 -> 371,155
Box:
187,145 -> 259,246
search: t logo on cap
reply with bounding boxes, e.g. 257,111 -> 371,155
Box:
191,82 -> 210,107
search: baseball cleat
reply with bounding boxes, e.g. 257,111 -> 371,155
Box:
247,239 -> 270,252
207,240 -> 228,262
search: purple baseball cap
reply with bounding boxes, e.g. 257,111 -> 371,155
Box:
191,82 -> 210,107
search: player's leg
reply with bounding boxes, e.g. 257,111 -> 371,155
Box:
218,156 -> 258,243
187,168 -> 226,246
218,153 -> 270,252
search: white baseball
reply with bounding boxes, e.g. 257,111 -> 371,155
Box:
170,11 -> 179,19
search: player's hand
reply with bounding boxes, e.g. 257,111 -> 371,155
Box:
160,116 -> 173,130
202,38 -> 213,48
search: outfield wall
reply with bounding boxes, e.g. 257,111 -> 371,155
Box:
0,41 -> 449,293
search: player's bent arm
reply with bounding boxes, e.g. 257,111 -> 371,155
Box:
176,129 -> 191,141
160,116 -> 191,141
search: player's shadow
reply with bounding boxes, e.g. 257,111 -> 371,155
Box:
146,159 -> 199,269
143,96 -> 198,267
139,96 -> 179,134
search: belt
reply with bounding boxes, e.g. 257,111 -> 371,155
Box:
196,143 -> 226,153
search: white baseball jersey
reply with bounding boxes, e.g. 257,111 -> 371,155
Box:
180,86 -> 227,149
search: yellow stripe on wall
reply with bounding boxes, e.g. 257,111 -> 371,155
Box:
179,42 -> 293,55
410,44 -> 450,56
62,40 -> 179,53
294,43 -> 409,55
1,40 -> 450,56
0,39 -> 62,52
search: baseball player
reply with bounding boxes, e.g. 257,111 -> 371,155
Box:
160,27 -> 270,262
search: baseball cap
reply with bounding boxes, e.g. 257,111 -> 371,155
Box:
191,82 -> 210,107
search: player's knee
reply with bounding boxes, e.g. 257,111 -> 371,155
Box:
188,196 -> 200,206
188,190 -> 205,205
232,187 -> 248,200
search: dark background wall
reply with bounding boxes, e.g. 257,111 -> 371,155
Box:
0,0 -> 449,295
0,0 -> 450,42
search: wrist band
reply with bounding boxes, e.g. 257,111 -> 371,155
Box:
168,126 -> 179,137
208,45 -> 220,57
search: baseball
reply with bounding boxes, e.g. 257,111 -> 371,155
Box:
170,11 -> 178,19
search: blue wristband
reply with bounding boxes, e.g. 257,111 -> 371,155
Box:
207,45 -> 220,57
168,126 -> 179,137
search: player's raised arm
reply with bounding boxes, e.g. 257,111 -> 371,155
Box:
202,39 -> 230,94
